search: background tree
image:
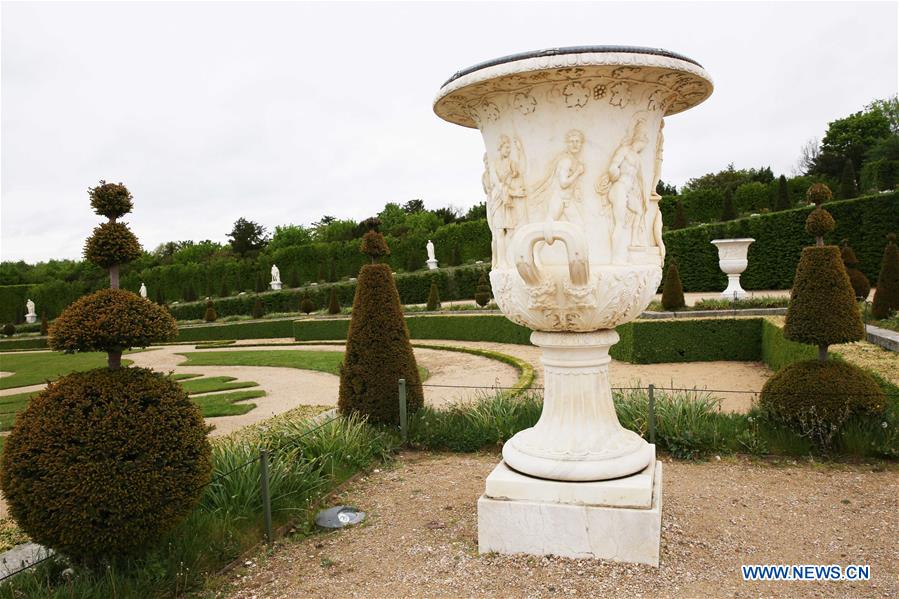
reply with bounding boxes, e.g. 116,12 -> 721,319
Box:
871,233 -> 899,319
839,160 -> 858,199
219,278 -> 230,297
672,200 -> 688,229
40,311 -> 48,336
288,268 -> 300,288
474,271 -> 492,307
656,179 -> 677,196
254,273 -> 265,293
721,187 -> 737,221
338,230 -> 422,425
328,288 -> 341,315
809,107 -> 891,179
402,198 -> 425,213
251,297 -> 264,319
661,260 -> 685,310
776,175 -> 790,211
227,218 -> 269,257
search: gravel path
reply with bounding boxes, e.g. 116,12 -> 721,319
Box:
221,452 -> 898,599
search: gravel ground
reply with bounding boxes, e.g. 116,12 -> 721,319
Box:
220,452 -> 898,599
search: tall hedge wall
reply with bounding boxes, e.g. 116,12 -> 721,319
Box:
610,318 -> 762,363
663,192 -> 899,292
167,264 -> 490,320
0,285 -> 31,324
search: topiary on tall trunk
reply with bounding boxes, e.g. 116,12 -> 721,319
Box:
338,228 -> 422,425
426,279 -> 441,311
661,260 -> 686,310
871,233 -> 899,319
2,181 -> 211,565
840,239 -> 870,300
474,271 -> 492,307
761,183 -> 882,447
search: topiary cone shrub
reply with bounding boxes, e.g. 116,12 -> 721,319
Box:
252,297 -> 265,319
204,300 -> 218,322
0,367 -> 212,562
328,288 -> 341,315
426,280 -> 441,311
474,271 -> 492,307
1,181 -> 211,566
871,233 -> 899,319
759,360 -> 885,449
840,240 -> 870,300
300,295 -> 316,315
338,230 -> 422,425
661,260 -> 686,310
40,311 -> 48,336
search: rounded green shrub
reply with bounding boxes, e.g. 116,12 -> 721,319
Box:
872,233 -> 899,319
49,288 -> 177,354
204,300 -> 218,322
841,240 -> 870,300
661,260 -> 686,310
474,272 -> 491,307
2,323 -> 15,337
361,230 -> 390,262
300,295 -> 316,314
0,367 -> 212,562
784,246 -> 864,347
426,280 -> 441,311
339,232 -> 423,425
88,180 -> 133,219
83,222 -> 142,269
760,360 -> 885,446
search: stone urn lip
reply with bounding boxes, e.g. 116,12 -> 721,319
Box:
711,238 -> 756,246
434,45 -> 713,127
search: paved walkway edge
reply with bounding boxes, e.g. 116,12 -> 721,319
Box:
865,324 -> 899,353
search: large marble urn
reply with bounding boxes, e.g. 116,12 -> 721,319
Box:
711,238 -> 754,299
435,47 -> 713,484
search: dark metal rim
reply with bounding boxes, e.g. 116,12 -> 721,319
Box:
441,45 -> 703,88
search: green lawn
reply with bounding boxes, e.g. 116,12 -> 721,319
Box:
180,376 -> 259,395
177,350 -> 428,380
192,390 -> 266,416
0,352 -> 135,390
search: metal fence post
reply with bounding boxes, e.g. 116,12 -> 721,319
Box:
398,378 -> 408,444
648,384 -> 656,446
259,449 -> 273,545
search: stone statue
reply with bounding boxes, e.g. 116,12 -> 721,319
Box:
270,264 -> 282,290
139,282 -> 148,298
426,240 -> 436,261
536,130 -> 585,223
596,117 -> 649,263
25,299 -> 36,324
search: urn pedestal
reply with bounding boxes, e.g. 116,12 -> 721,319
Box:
434,46 -> 712,565
711,238 -> 755,299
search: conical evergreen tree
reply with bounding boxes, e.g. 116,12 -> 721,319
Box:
721,188 -> 736,221
328,288 -> 341,315
672,200 -> 687,229
474,272 -> 492,307
255,273 -> 265,293
251,297 -> 264,319
661,260 -> 686,310
871,233 -> 899,319
775,175 -> 790,211
840,239 -> 870,300
338,230 -> 422,425
288,268 -> 300,288
40,311 -> 48,336
219,279 -> 230,298
426,280 -> 441,311
328,259 -> 337,283
839,160 -> 858,199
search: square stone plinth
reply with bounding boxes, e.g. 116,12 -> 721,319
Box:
485,451 -> 656,509
478,462 -> 663,566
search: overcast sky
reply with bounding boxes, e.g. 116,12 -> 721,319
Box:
1,1 -> 896,263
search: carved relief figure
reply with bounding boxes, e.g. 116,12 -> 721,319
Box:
648,120 -> 666,259
535,130 -> 586,223
482,153 -> 498,266
596,117 -> 649,263
491,135 -> 527,267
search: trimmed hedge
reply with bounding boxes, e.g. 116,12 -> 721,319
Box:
176,318 -> 296,342
610,318 -> 762,363
0,336 -> 48,351
0,285 -> 31,325
166,264 -> 490,321
759,319 -> 817,371
294,314 -> 532,345
663,193 -> 899,291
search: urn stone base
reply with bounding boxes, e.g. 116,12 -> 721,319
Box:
270,281 -> 282,290
25,314 -> 36,324
478,457 -> 662,566
721,274 -> 747,299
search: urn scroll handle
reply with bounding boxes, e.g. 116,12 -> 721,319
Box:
511,221 -> 590,287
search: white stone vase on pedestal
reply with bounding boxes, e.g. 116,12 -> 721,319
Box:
435,46 -> 712,566
711,238 -> 754,299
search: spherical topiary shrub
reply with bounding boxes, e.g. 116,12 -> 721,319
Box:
83,222 -> 142,269
300,295 -> 316,314
661,260 -> 685,310
0,367 -> 212,562
806,182 -> 833,205
49,289 -> 177,354
2,323 -> 15,337
339,231 -> 422,425
760,360 -> 885,447
88,180 -> 133,219
805,207 -> 835,240
784,246 -> 864,349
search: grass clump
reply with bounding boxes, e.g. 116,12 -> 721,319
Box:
179,375 -> 259,395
